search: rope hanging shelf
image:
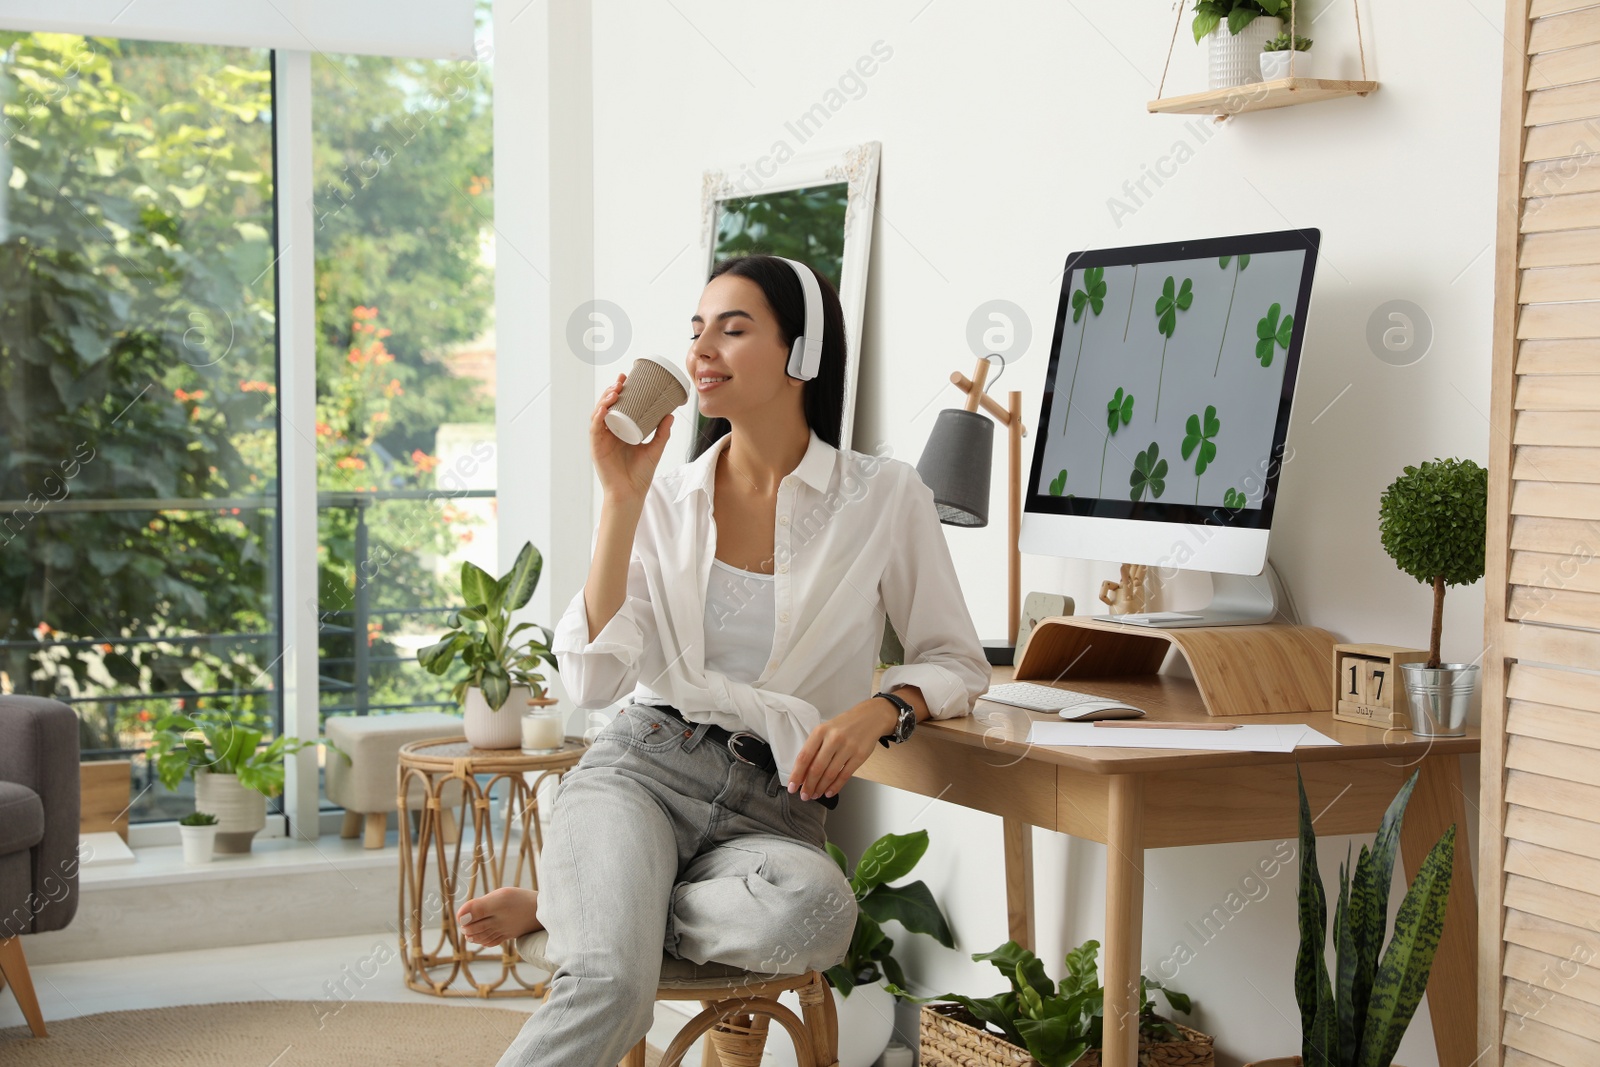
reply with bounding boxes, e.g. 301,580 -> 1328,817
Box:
1148,0 -> 1378,116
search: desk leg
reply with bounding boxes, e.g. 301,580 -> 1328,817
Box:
1400,753 -> 1478,1067
1104,775 -> 1146,1067
1003,817 -> 1035,952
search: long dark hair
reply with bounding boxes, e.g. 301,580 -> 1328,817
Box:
689,255 -> 848,459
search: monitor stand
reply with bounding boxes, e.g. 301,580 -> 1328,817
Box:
1112,567 -> 1284,628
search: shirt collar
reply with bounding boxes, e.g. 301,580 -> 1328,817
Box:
672,429 -> 836,503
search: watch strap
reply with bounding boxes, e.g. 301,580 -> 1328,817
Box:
874,690 -> 915,747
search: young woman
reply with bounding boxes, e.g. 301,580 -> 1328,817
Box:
458,255 -> 988,1067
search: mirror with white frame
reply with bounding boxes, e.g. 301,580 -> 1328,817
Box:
698,141 -> 880,451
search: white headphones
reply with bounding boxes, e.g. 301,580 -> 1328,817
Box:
776,257 -> 825,381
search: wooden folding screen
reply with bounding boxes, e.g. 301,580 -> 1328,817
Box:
1483,1 -> 1600,1064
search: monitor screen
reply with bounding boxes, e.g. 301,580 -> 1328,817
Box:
1025,229 -> 1318,536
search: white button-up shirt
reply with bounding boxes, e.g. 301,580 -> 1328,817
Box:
551,428 -> 990,781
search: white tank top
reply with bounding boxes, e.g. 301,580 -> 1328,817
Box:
704,557 -> 776,684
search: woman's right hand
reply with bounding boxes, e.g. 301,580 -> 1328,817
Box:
592,371 -> 676,507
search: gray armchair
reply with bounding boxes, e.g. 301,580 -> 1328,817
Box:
0,696 -> 80,1038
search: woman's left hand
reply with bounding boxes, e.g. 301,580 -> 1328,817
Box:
788,697 -> 898,801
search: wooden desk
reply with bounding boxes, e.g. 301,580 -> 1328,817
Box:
861,663 -> 1479,1067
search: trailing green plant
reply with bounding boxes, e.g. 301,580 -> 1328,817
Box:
891,938 -> 1192,1067
1192,0 -> 1294,42
179,811 -> 219,826
1295,768 -> 1457,1067
416,541 -> 559,710
148,714 -> 339,799
1264,31 -> 1314,51
1377,459 -> 1488,668
824,830 -> 954,998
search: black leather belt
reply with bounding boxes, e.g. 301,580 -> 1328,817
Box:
645,703 -> 838,810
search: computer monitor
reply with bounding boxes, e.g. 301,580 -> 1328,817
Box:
1019,228 -> 1319,625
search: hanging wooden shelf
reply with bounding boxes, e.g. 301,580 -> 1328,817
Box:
1147,77 -> 1379,116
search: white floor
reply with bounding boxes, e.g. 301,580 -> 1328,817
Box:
0,933 -> 705,1065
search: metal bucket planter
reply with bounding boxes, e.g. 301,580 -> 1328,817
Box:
1400,662 -> 1479,737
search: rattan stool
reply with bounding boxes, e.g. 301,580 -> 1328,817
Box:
516,929 -> 840,1067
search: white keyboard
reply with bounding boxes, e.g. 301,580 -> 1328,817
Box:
981,682 -> 1145,720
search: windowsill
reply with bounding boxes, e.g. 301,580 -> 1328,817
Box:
81,833 -> 400,891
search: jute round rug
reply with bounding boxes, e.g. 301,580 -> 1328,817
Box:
0,1000 -> 665,1066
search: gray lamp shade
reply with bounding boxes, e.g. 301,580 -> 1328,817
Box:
916,408 -> 993,527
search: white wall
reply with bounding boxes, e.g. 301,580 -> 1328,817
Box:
566,3 -> 1502,1064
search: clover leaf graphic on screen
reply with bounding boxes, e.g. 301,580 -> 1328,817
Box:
1256,301 -> 1293,367
1049,469 -> 1069,496
1223,486 -> 1246,510
1214,254 -> 1250,376
1153,275 -> 1194,419
1099,386 -> 1134,496
1062,266 -> 1108,434
1129,441 -> 1167,503
1182,405 -> 1222,504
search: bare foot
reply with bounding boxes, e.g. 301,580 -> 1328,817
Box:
456,886 -> 542,948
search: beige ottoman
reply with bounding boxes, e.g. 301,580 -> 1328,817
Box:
326,713 -> 464,848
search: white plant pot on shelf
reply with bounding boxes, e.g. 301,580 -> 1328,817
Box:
1208,16 -> 1283,89
194,772 -> 266,853
768,980 -> 894,1067
462,685 -> 532,749
179,823 -> 219,864
1259,49 -> 1311,81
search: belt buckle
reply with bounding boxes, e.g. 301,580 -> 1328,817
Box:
725,731 -> 764,767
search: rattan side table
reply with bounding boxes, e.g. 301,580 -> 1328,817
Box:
396,735 -> 585,998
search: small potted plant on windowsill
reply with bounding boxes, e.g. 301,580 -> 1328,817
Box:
1259,31 -> 1313,80
417,541 -> 560,750
149,715 -> 339,854
178,811 -> 220,864
1191,0 -> 1292,89
769,829 -> 954,1067
1378,457 -> 1488,737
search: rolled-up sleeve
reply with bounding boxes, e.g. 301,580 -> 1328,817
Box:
877,472 -> 990,720
551,539 -> 656,710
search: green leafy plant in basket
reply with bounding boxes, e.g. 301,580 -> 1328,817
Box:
148,712 -> 339,798
824,829 -> 954,997
416,541 -> 559,710
1192,0 -> 1294,42
1293,767 -> 1457,1067
891,937 -> 1191,1067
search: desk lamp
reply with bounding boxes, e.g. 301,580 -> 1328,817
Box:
915,355 -> 1027,666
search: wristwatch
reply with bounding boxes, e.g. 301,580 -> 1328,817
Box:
874,690 -> 917,748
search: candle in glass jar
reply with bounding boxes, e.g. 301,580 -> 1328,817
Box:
521,709 -> 563,753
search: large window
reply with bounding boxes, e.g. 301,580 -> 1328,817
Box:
0,34 -> 279,823
310,34 -> 496,760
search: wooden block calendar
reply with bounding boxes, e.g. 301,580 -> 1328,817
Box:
1331,642 -> 1429,729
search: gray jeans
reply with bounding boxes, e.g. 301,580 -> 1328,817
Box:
495,704 -> 857,1067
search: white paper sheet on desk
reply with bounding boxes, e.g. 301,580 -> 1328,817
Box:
1023,722 -> 1341,752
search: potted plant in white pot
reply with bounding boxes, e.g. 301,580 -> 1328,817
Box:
1259,31 -> 1313,81
417,541 -> 559,750
178,811 -> 220,864
1378,458 -> 1488,738
769,830 -> 954,1067
1192,0 -> 1291,89
149,714 -> 338,853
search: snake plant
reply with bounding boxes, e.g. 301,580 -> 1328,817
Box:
1295,768 -> 1457,1067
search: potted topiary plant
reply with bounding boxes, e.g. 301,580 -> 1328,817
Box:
901,937 -> 1205,1067
1191,0 -> 1292,89
1378,458 -> 1488,737
178,811 -> 220,864
417,541 -> 559,749
1241,769 -> 1456,1067
1259,31 -> 1313,80
769,830 -> 954,1067
149,714 -> 339,853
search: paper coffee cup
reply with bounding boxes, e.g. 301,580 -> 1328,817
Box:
604,357 -> 691,445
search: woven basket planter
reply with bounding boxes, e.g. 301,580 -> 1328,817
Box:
920,1002 -> 1215,1067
